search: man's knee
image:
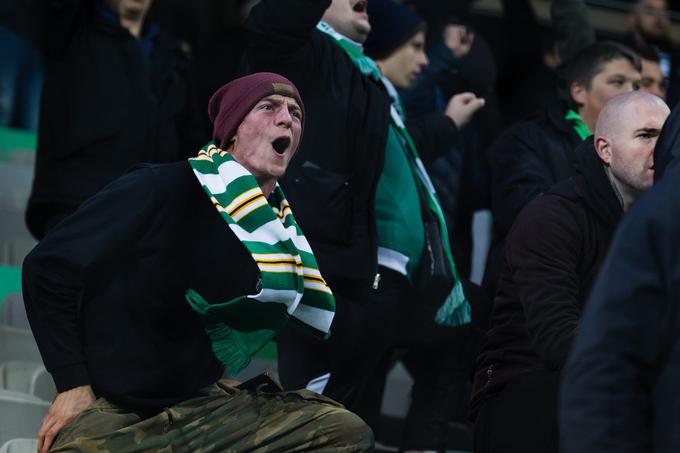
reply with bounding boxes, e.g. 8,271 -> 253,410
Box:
317,405 -> 375,451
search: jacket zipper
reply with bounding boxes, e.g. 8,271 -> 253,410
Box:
372,272 -> 381,290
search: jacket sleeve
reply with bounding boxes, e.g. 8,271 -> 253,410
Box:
22,166 -> 160,393
245,0 -> 332,79
506,196 -> 582,369
560,174 -> 680,453
490,124 -> 556,238
407,113 -> 459,164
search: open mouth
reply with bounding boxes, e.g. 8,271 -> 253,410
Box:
272,136 -> 291,155
353,0 -> 367,13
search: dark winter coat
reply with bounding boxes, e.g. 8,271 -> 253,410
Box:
561,161 -> 680,453
471,138 -> 623,416
26,0 -> 203,240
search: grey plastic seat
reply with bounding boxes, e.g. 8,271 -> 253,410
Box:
0,325 -> 42,364
0,360 -> 55,402
0,438 -> 38,453
0,161 -> 36,267
0,326 -> 54,401
0,390 -> 48,447
0,293 -> 29,329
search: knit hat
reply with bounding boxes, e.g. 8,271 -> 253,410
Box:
208,72 -> 305,149
364,0 -> 426,60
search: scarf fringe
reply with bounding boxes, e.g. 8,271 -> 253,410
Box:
434,281 -> 471,327
185,290 -> 251,374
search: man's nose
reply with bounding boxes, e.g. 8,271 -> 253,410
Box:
275,106 -> 293,127
420,52 -> 429,68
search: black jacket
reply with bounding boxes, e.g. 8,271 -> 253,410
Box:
26,0 -> 203,240
561,161 -> 680,453
490,107 -> 583,240
471,139 -> 623,416
245,0 -> 458,289
23,162 -> 260,413
484,107 -> 583,297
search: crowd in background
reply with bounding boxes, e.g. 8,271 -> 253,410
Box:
2,0 -> 680,452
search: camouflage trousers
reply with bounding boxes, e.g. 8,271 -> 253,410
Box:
51,384 -> 374,452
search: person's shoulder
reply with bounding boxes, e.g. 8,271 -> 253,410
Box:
122,161 -> 192,190
510,189 -> 583,241
546,176 -> 581,202
497,109 -> 565,145
144,160 -> 192,178
521,189 -> 580,219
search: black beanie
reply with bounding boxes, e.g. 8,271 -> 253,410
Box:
364,0 -> 426,60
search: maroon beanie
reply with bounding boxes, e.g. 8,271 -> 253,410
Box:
208,72 -> 305,149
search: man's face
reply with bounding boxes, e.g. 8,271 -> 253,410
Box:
377,31 -> 428,89
230,95 -> 303,184
105,0 -> 152,20
601,100 -> 668,197
639,58 -> 666,100
633,0 -> 670,41
322,0 -> 371,43
573,58 -> 641,129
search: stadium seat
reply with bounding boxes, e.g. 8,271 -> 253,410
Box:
0,293 -> 29,329
0,390 -> 48,447
0,325 -> 42,364
0,360 -> 55,402
0,438 -> 37,453
0,127 -> 37,268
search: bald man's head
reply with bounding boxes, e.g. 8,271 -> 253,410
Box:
595,91 -> 669,142
594,91 -> 670,210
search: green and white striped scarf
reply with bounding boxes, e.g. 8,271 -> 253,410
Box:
318,21 -> 470,327
185,142 -> 336,374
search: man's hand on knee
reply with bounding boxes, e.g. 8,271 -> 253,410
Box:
38,385 -> 95,453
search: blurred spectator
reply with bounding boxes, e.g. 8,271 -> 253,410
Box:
400,18 -> 500,279
471,92 -> 669,453
245,0 -> 481,450
560,99 -> 680,453
25,0 -> 204,240
637,44 -> 668,99
364,5 -> 485,449
391,19 -> 499,443
505,33 -> 562,124
624,0 -> 680,103
483,41 -> 641,298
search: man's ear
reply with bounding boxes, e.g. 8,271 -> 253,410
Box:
594,136 -> 612,165
570,82 -> 588,107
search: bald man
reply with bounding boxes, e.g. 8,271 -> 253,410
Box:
470,91 -> 670,453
